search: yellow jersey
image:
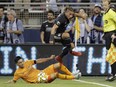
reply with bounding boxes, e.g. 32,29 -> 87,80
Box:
103,9 -> 116,32
13,60 -> 40,83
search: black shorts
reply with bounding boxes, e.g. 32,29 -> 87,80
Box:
54,33 -> 63,42
54,33 -> 71,46
103,30 -> 116,50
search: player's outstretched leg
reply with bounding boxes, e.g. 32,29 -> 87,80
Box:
55,33 -> 82,63
53,63 -> 81,79
54,63 -> 72,75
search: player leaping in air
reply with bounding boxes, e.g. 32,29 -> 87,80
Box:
6,55 -> 81,84
50,6 -> 82,63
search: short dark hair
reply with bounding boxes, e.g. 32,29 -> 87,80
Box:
64,6 -> 74,12
14,56 -> 22,63
0,6 -> 5,11
47,10 -> 54,15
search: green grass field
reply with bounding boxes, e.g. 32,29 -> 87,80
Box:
0,76 -> 116,87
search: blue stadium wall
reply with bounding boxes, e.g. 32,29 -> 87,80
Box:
24,29 -> 41,42
0,44 -> 111,76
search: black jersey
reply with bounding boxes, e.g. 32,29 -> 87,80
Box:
40,20 -> 54,43
54,13 -> 69,34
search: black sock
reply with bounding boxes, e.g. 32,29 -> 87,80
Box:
59,45 -> 71,58
111,62 -> 116,76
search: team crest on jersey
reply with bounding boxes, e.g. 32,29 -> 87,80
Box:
57,21 -> 60,25
46,25 -> 48,27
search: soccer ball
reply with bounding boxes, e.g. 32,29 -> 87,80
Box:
38,72 -> 48,83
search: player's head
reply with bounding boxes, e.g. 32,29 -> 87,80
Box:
64,6 -> 74,20
14,56 -> 24,68
47,10 -> 55,21
0,6 -> 4,17
102,0 -> 110,11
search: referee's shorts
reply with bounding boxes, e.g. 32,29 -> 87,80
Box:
103,30 -> 116,50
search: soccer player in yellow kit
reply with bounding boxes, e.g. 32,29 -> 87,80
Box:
7,55 -> 81,84
102,0 -> 116,81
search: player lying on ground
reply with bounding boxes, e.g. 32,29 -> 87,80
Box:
6,55 -> 81,83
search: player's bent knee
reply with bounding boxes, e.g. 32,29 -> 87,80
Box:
71,42 -> 75,48
53,63 -> 60,69
62,33 -> 70,39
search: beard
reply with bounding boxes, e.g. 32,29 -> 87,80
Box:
48,18 -> 53,21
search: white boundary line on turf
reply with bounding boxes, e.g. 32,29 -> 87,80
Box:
74,80 -> 113,87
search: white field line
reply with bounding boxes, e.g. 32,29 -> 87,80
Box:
74,80 -> 113,87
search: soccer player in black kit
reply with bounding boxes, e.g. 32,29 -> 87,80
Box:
50,6 -> 82,63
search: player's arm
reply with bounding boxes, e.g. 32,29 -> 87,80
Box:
40,31 -> 45,44
50,15 -> 63,43
50,24 -> 58,43
7,72 -> 21,84
40,23 -> 46,44
6,74 -> 19,84
35,55 -> 55,64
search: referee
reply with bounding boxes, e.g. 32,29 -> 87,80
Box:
102,0 -> 116,81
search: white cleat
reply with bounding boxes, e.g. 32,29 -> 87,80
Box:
73,70 -> 80,75
73,70 -> 82,79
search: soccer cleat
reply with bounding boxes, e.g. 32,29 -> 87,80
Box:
106,74 -> 116,81
55,56 -> 62,63
70,51 -> 82,56
73,70 -> 80,76
74,71 -> 82,79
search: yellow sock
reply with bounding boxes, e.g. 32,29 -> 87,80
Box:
60,64 -> 72,75
57,73 -> 74,80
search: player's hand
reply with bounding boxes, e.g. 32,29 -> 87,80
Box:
5,80 -> 15,84
50,55 -> 55,59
